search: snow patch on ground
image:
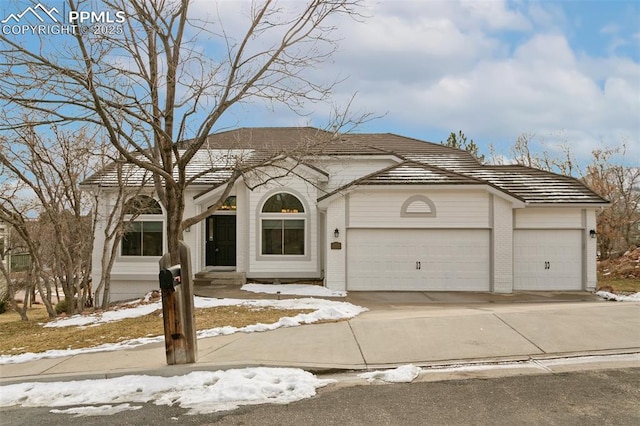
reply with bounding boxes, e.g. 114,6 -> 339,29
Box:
242,283 -> 346,297
359,365 -> 422,383
0,368 -> 335,416
0,296 -> 367,365
3,355 -> 638,417
43,303 -> 162,328
51,403 -> 142,417
596,291 -> 640,302
195,297 -> 365,339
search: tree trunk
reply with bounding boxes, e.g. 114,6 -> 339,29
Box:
0,260 -> 24,320
19,286 -> 29,321
37,276 -> 57,319
165,185 -> 185,265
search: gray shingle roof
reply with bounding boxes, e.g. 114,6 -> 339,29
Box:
83,127 -> 608,205
358,162 -> 483,185
465,165 -> 607,204
317,161 -> 486,201
82,149 -> 255,187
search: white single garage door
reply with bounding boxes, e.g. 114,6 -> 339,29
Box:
514,230 -> 583,291
347,229 -> 490,291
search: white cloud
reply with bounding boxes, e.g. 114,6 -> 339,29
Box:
318,2 -> 640,163
178,1 -> 639,165
526,1 -> 566,29
458,0 -> 531,32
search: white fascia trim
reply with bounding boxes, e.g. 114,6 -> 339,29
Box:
484,186 -> 526,208
522,202 -> 611,209
319,184 -> 525,209
192,177 -> 243,205
278,157 -> 330,183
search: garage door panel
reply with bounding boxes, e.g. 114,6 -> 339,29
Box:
514,230 -> 582,291
347,229 -> 490,291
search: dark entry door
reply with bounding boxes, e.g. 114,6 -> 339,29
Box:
205,215 -> 236,266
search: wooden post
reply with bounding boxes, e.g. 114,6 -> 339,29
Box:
158,241 -> 197,365
178,241 -> 197,363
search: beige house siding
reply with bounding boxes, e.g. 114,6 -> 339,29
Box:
324,196 -> 347,291
348,189 -> 490,229
515,207 -> 583,229
492,196 -> 514,293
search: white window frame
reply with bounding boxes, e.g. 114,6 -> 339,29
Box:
119,196 -> 165,260
257,190 -> 310,260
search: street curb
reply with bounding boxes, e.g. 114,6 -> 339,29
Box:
2,348 -> 638,386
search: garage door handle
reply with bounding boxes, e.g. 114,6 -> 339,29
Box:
416,261 -> 421,270
544,261 -> 550,270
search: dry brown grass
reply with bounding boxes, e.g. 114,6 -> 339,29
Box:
597,278 -> 640,294
0,303 -> 312,356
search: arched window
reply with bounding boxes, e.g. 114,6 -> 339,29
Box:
401,195 -> 436,218
262,193 -> 304,213
260,192 -> 306,256
124,195 -> 162,215
122,196 -> 163,257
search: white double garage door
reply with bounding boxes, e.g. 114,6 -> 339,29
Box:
346,229 -> 582,291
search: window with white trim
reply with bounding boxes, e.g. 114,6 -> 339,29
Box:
260,192 -> 306,255
121,195 -> 164,256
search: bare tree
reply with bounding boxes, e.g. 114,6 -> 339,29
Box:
0,199 -> 53,320
583,146 -> 640,258
0,0 -> 364,263
504,133 -> 580,176
490,134 -> 639,259
0,216 -> 34,320
0,127 -> 97,315
88,153 -> 154,309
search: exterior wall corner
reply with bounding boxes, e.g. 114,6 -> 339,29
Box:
324,197 -> 347,291
492,196 -> 514,293
585,209 -> 598,291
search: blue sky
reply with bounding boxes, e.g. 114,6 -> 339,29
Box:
206,0 -> 640,166
1,0 -> 638,168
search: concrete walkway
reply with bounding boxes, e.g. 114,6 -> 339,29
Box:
1,292 -> 639,384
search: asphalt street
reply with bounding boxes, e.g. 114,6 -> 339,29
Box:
2,367 -> 639,425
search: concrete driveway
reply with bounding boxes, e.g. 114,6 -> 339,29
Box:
343,290 -> 603,309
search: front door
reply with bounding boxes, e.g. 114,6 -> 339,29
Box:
205,215 -> 237,266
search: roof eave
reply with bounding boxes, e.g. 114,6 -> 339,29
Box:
522,201 -> 611,208
192,175 -> 246,204
318,183 -> 523,208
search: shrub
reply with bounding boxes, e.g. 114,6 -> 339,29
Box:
0,299 -> 5,314
55,298 -> 75,315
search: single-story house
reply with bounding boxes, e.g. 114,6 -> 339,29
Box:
83,127 -> 608,302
